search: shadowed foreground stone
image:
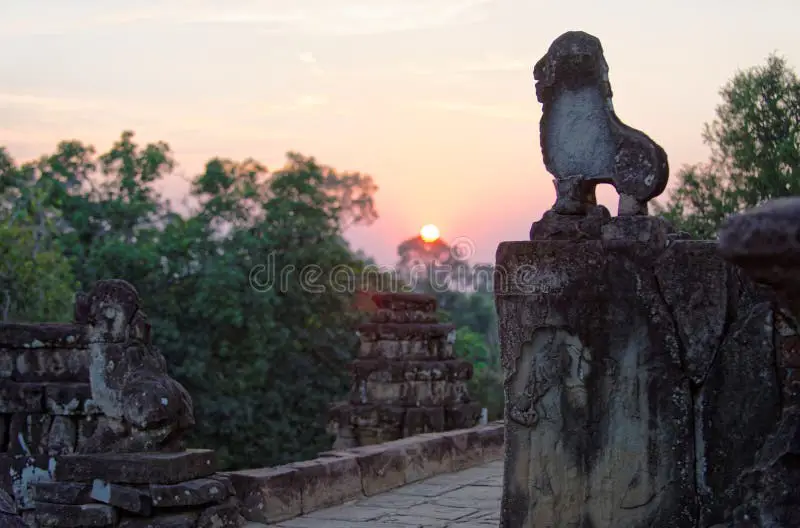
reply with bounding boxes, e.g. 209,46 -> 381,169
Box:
716,197 -> 800,527
225,422 -> 504,524
497,212 -> 799,526
0,280 -> 244,527
53,449 -> 216,484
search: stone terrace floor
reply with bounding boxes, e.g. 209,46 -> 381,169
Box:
259,459 -> 503,527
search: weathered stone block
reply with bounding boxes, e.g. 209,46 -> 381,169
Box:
30,482 -> 92,505
1,455 -> 55,510
350,359 -> 405,383
369,293 -> 437,313
350,444 -> 407,496
497,236 -> 696,528
695,301 -> 781,525
288,453 -> 362,513
350,405 -> 404,433
225,466 -> 300,524
444,402 -> 481,430
33,502 -> 116,527
13,348 -> 89,383
401,433 -> 453,482
401,360 -> 444,381
653,240 -> 730,385
402,407 -> 444,437
0,382 -> 44,414
90,479 -> 152,515
46,416 -> 77,455
150,476 -> 232,508
0,323 -> 85,349
441,428 -> 483,471
8,414 -> 52,455
53,449 -> 216,484
355,426 -> 402,445
118,512 -> 199,528
445,359 -> 473,381
357,323 -> 455,342
371,309 -> 439,324
436,339 -> 455,360
0,349 -> 15,378
44,383 -> 92,415
475,423 -> 505,461
779,334 -> 800,368
195,497 -> 244,528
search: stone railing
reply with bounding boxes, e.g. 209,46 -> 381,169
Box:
0,280 -> 241,527
0,282 -> 500,527
224,421 -> 504,524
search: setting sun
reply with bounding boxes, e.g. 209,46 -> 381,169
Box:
419,224 -> 440,243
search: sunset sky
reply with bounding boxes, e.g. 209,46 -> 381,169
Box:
2,0 -> 798,265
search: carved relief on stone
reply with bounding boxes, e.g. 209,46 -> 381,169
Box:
534,31 -> 669,216
79,279 -> 195,453
507,327 -> 592,428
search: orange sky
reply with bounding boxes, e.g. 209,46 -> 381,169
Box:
2,0 -> 799,265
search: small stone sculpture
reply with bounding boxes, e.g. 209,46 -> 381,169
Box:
76,279 -> 195,453
534,31 -> 669,216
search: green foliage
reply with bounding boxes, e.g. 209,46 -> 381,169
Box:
656,54 -> 800,238
0,132 -> 379,470
0,148 -> 77,322
0,221 -> 77,322
451,327 -> 503,421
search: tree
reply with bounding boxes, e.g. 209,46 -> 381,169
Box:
656,54 -> 800,238
0,148 -> 77,322
1,133 -> 381,470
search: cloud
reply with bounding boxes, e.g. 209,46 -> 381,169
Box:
1,0 -> 494,37
414,100 -> 531,120
398,54 -> 528,77
298,52 -> 317,64
0,92 -> 106,112
298,51 -> 325,76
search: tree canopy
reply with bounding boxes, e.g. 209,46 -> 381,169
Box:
0,132 -> 379,469
656,54 -> 800,238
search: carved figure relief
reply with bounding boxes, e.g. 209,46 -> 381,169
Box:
507,327 -> 592,427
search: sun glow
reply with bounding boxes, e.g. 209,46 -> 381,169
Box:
419,224 -> 440,243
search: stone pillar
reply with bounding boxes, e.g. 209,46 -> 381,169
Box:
497,29 -> 800,528
328,293 -> 481,448
498,214 -> 701,527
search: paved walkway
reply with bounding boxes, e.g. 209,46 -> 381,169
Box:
268,460 -> 503,527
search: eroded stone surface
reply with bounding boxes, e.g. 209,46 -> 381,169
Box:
713,197 -> 800,527
534,31 -> 669,216
718,196 -> 800,297
497,230 -> 694,527
80,279 -> 195,453
54,449 -> 216,484
34,502 -> 117,527
150,476 -> 233,508
266,459 -> 503,528
500,201 -> 800,526
330,292 -> 478,447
